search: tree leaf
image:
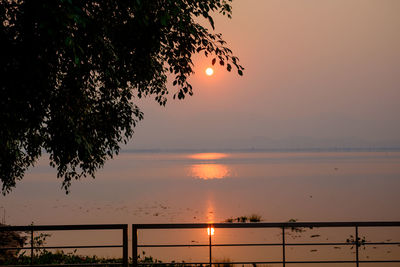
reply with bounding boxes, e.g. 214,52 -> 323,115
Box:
208,16 -> 215,30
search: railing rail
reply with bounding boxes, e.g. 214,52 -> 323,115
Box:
132,221 -> 400,266
0,224 -> 128,267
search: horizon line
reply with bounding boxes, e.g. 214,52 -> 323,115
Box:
121,146 -> 400,153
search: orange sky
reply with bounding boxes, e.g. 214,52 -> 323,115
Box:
130,0 -> 400,150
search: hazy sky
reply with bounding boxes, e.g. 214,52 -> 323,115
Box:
129,0 -> 400,150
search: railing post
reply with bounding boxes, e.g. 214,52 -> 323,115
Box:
282,226 -> 286,267
132,224 -> 138,267
123,225 -> 128,267
209,230 -> 212,267
30,226 -> 34,265
355,226 -> 359,267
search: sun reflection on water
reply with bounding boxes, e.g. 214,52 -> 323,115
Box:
188,153 -> 231,179
189,153 -> 227,160
207,197 -> 215,223
190,164 -> 230,179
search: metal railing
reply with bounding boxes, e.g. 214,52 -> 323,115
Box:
0,224 -> 128,267
132,221 -> 400,266
2,222 -> 400,266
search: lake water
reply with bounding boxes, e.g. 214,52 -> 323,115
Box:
1,150 -> 400,264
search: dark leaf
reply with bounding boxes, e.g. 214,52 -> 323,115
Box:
208,16 -> 215,30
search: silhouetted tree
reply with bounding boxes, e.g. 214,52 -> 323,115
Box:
0,0 -> 244,194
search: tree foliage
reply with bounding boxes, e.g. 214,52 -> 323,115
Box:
0,0 -> 244,194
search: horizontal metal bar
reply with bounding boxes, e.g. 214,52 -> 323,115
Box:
137,260 -> 400,265
286,242 -> 351,246
283,260 -> 400,264
137,241 -> 400,248
286,260 -> 400,264
5,264 -> 123,267
137,242 -> 358,248
133,221 -> 400,229
139,244 -> 209,248
358,260 -> 400,263
0,224 -> 127,231
365,242 -> 400,245
138,243 -> 283,248
136,242 -> 400,248
40,245 -> 123,249
0,245 -> 123,251
137,261 -> 285,265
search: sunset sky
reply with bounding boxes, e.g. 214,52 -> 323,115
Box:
130,0 -> 400,150
3,3 -> 400,257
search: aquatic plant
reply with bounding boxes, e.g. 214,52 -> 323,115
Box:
249,214 -> 262,222
346,235 -> 367,250
224,213 -> 263,223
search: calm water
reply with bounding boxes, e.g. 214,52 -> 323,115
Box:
2,150 -> 400,263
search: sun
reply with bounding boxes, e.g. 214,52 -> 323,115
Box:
205,67 -> 214,76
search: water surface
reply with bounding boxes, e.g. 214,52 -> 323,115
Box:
2,150 -> 400,262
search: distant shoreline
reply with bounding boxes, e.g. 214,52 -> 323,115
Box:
121,147 -> 400,154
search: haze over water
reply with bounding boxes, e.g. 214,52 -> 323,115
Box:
3,149 -> 400,225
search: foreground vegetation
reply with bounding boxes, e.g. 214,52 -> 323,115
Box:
2,250 -> 241,267
2,250 -> 122,265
